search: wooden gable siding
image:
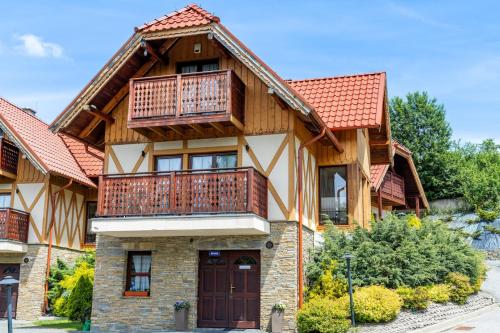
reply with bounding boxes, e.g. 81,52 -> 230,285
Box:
104,35 -> 292,144
16,156 -> 46,183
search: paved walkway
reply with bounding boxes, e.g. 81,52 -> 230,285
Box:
0,320 -> 77,333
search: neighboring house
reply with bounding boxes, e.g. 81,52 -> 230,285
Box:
49,4 -> 419,333
0,98 -> 102,320
370,141 -> 429,219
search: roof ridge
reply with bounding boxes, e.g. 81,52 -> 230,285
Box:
287,71 -> 386,83
137,3 -> 218,31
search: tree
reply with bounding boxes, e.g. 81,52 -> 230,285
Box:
454,139 -> 500,213
390,92 -> 460,200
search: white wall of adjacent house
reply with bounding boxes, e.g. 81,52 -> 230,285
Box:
12,182 -> 46,244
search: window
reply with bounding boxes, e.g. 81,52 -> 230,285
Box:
155,155 -> 182,172
319,166 -> 348,225
84,202 -> 97,244
177,59 -> 219,74
189,152 -> 237,170
126,252 -> 152,294
0,193 -> 11,208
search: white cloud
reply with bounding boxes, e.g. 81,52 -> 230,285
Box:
16,34 -> 63,58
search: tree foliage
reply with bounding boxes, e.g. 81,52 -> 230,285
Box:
389,92 -> 461,200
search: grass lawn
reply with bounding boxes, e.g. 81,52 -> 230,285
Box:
30,319 -> 82,331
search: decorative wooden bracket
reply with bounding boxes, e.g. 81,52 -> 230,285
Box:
82,105 -> 114,124
141,39 -> 169,65
207,33 -> 230,58
267,88 -> 288,110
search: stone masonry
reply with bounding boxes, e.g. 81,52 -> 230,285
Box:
91,221 -> 315,333
0,244 -> 83,320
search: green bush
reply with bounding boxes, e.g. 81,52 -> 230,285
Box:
396,286 -> 430,310
49,250 -> 95,322
477,208 -> 500,222
306,215 -> 485,290
446,273 -> 474,305
331,286 -> 402,323
426,284 -> 451,303
307,260 -> 347,300
297,297 -> 351,333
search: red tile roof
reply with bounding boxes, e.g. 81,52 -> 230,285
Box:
0,97 -> 98,187
137,4 -> 219,32
288,72 -> 386,130
370,164 -> 390,190
60,135 -> 103,177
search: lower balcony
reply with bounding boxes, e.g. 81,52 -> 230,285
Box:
379,171 -> 406,206
93,168 -> 269,237
0,208 -> 30,253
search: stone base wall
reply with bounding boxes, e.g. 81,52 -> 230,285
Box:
91,222 -> 315,333
0,244 -> 83,320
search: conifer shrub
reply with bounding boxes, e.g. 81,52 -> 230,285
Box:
446,273 -> 474,305
396,286 -> 430,310
426,284 -> 451,303
297,297 -> 351,333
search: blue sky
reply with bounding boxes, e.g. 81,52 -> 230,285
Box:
0,0 -> 498,143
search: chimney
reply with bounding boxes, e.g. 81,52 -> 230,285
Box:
22,108 -> 36,116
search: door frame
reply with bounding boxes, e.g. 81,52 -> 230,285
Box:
197,250 -> 260,329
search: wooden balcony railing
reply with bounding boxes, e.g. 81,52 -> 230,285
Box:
97,167 -> 267,219
128,70 -> 245,128
380,171 -> 406,205
0,139 -> 19,176
0,208 -> 30,243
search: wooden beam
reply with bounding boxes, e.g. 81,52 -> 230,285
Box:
167,125 -> 184,137
370,139 -> 390,146
230,115 -> 244,132
188,124 -> 204,135
210,122 -> 225,134
79,38 -> 180,139
141,39 -> 168,65
83,105 -> 115,124
149,127 -> 169,140
415,196 -> 420,218
377,189 -> 383,221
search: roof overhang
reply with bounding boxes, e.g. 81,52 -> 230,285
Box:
49,22 -> 342,152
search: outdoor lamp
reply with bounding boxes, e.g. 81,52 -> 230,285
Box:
343,253 -> 355,326
0,275 -> 20,333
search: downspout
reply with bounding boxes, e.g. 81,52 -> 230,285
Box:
43,178 -> 73,314
297,127 -> 327,309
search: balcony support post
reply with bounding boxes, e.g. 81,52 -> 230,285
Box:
415,196 -> 420,218
377,189 -> 383,221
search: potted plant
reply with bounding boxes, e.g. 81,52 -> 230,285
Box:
272,302 -> 285,332
174,301 -> 190,331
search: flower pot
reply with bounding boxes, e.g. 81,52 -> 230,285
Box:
123,290 -> 149,297
175,308 -> 188,331
272,311 -> 284,333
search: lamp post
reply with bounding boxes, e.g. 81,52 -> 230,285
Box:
0,275 -> 19,333
343,253 -> 355,326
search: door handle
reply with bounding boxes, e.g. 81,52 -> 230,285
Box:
230,284 -> 235,294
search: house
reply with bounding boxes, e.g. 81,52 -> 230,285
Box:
370,140 -> 429,219
0,98 -> 102,319
49,4 -> 422,332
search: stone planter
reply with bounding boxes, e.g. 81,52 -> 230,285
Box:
175,308 -> 188,331
272,311 -> 284,333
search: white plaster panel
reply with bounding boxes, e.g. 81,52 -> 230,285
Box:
188,137 -> 237,148
154,141 -> 183,150
268,190 -> 286,221
14,183 -> 45,243
111,143 -> 146,173
107,156 -> 118,174
245,134 -> 286,171
268,145 -> 288,212
241,148 -> 255,168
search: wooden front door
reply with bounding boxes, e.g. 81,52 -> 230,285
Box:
0,264 -> 20,318
198,250 -> 260,329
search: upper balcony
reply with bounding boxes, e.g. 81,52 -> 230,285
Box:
93,167 -> 268,237
0,138 -> 19,179
380,171 -> 406,206
0,208 -> 30,253
127,70 -> 245,132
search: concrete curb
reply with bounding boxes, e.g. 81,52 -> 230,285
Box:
412,303 -> 500,333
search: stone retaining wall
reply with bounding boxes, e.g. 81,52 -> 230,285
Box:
91,221 -> 314,333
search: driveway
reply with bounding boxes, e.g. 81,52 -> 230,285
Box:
0,320 -> 78,333
481,260 -> 500,301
